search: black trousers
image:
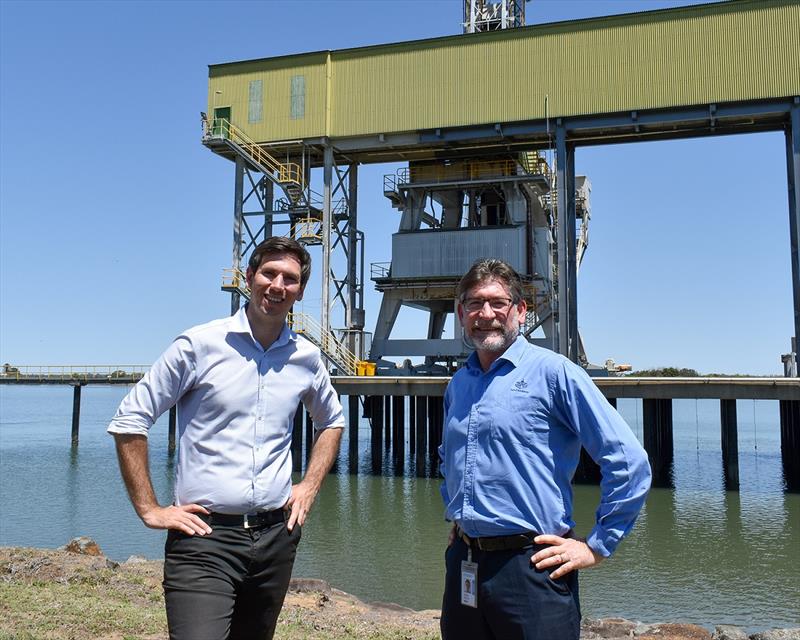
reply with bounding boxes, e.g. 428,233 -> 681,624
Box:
163,519 -> 301,640
441,537 -> 581,640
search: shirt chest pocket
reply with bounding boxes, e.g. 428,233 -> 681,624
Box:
488,396 -> 550,445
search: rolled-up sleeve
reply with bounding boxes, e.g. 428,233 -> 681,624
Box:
107,336 -> 197,437
553,361 -> 651,557
303,355 -> 344,432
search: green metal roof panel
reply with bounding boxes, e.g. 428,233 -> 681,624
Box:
207,0 -> 800,144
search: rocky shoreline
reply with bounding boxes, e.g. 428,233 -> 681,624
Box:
1,539 -> 797,640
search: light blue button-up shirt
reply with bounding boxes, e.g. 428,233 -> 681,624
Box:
108,307 -> 344,513
439,336 -> 651,557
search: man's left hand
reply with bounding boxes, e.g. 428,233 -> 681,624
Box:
284,481 -> 318,532
531,535 -> 603,579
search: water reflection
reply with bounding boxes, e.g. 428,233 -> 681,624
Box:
1,386 -> 798,632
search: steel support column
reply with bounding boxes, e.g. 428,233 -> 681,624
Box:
643,398 -> 674,488
231,156 -> 245,315
720,398 -> 739,490
347,163 -> 360,354
786,99 -> 800,371
70,384 -> 81,447
555,124 -> 577,361
780,400 -> 800,492
348,395 -> 359,473
321,145 -> 334,336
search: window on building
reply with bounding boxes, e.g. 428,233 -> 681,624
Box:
290,75 -> 305,120
248,80 -> 263,124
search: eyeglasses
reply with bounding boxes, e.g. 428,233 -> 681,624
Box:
462,297 -> 515,313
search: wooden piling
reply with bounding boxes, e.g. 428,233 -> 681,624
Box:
780,400 -> 800,492
720,399 -> 739,490
168,405 -> 177,456
643,398 -> 674,488
70,384 -> 82,446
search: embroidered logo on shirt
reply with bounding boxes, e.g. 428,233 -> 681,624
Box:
512,379 -> 528,392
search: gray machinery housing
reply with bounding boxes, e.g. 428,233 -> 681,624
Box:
370,154 -> 592,374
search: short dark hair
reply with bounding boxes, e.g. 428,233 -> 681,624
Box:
247,237 -> 312,287
456,258 -> 524,303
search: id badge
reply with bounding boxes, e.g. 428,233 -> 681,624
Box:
460,560 -> 478,608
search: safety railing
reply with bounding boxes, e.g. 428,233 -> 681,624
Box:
220,268 -> 373,376
0,365 -> 149,382
206,118 -> 304,191
292,217 -> 323,242
289,313 -> 373,376
370,262 -> 391,279
221,268 -> 249,295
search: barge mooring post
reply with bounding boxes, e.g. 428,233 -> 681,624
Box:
70,383 -> 82,447
643,398 -> 674,488
720,399 -> 739,490
780,399 -> 800,492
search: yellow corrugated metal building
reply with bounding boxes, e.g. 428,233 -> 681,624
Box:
207,0 -> 800,147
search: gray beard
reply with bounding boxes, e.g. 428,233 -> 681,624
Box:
465,322 -> 519,353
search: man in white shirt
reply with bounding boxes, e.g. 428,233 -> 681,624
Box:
108,236 -> 344,640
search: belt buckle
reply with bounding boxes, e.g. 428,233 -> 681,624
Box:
243,513 -> 254,529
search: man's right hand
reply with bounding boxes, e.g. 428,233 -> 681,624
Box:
140,504 -> 212,536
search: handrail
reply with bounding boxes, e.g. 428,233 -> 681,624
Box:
208,118 -> 304,191
0,365 -> 149,382
220,268 -> 372,375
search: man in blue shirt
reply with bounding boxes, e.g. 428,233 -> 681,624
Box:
109,237 -> 344,640
439,258 -> 651,640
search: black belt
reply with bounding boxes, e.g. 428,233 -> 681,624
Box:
205,509 -> 285,529
459,527 -> 539,552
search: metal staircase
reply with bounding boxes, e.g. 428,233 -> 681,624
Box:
205,117 -> 305,206
220,268 -> 372,376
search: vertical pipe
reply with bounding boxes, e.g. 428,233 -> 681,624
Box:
786,99 -> 800,367
70,384 -> 81,447
720,399 -> 740,490
348,395 -> 359,474
780,400 -> 800,492
263,178 -> 274,240
555,123 -> 569,357
321,145 -> 334,337
347,163 -> 359,355
565,142 -> 578,364
231,155 -> 245,315
643,398 -> 674,488
415,396 -> 428,477
292,404 -> 303,472
168,405 -> 177,456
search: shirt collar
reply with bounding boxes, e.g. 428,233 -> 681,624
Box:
465,333 -> 527,374
231,305 -> 297,352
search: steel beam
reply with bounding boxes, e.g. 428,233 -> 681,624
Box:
322,144 -> 334,336
231,155 -> 245,315
787,98 -> 800,372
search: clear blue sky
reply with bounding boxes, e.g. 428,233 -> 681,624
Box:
0,0 -> 793,375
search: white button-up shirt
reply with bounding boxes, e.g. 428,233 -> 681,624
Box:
108,307 -> 344,513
